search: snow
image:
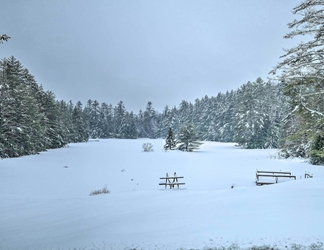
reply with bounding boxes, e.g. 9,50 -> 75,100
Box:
0,139 -> 324,250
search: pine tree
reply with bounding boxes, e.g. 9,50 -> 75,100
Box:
310,134 -> 324,165
72,101 -> 89,142
0,56 -> 90,158
164,127 -> 176,150
124,112 -> 138,139
89,100 -> 101,138
233,78 -> 282,149
142,101 -> 158,138
271,0 -> 324,81
114,101 -> 127,138
176,124 -> 203,152
218,91 -> 236,142
156,106 -> 169,138
280,77 -> 324,158
99,102 -> 114,138
0,57 -> 44,157
41,91 -> 68,149
270,0 -> 324,163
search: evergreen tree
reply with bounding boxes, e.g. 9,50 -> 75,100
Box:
164,127 -> 176,150
234,78 -> 282,149
203,95 -> 220,141
72,101 -> 89,142
142,101 -> 158,138
218,91 -> 236,142
0,56 -> 44,157
89,100 -> 101,138
271,0 -> 324,81
124,112 -> 138,139
41,91 -> 68,149
192,97 -> 206,140
270,0 -> 324,163
178,100 -> 194,126
310,134 -> 324,165
135,109 -> 145,138
99,102 -> 114,138
0,56 -> 89,158
83,99 -> 93,136
280,77 -> 324,158
157,105 -> 176,138
176,124 -> 203,152
114,101 -> 127,138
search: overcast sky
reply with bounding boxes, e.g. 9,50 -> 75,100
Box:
0,0 -> 302,112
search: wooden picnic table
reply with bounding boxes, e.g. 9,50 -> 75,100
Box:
159,172 -> 185,189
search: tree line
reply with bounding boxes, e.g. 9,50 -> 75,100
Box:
80,76 -> 287,150
0,57 -> 88,158
1,0 -> 324,164
0,56 -> 283,156
1,55 -> 323,164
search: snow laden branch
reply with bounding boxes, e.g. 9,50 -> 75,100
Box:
270,0 -> 324,80
0,34 -> 10,44
301,101 -> 324,116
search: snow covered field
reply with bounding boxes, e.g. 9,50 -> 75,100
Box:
1,139 -> 324,250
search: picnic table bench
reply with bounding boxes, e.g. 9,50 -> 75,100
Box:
256,170 -> 296,185
159,172 -> 185,189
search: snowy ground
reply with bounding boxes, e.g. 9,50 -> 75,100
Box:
0,139 -> 324,250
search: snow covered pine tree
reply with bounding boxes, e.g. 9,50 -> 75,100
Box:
164,127 -> 176,150
176,124 -> 203,152
270,0 -> 324,161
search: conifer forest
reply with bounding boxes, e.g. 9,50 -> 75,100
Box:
0,55 -> 322,164
1,0 -> 324,165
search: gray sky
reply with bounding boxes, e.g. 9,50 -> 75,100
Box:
0,0 -> 301,112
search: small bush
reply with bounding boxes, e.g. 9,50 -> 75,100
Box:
90,185 -> 110,196
142,142 -> 153,152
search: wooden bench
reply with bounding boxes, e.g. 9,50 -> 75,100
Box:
256,170 -> 296,185
159,172 -> 185,189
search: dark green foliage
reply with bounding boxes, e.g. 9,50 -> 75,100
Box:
0,34 -> 10,43
310,134 -> 324,165
279,78 -> 324,160
233,78 -> 284,149
113,101 -> 128,138
270,1 -> 324,164
0,57 -> 286,159
176,124 -> 203,152
164,127 -> 176,150
99,102 -> 114,138
3,54 -> 320,166
71,101 -> 89,142
124,112 -> 138,139
141,101 -> 158,138
0,57 -> 45,157
0,56 -> 89,158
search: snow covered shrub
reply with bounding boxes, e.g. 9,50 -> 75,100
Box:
89,185 -> 110,196
142,142 -> 153,152
269,151 -> 285,160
